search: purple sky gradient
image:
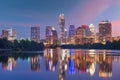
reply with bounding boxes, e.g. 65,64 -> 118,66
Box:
0,0 -> 120,39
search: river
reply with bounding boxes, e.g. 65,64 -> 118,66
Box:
0,48 -> 120,80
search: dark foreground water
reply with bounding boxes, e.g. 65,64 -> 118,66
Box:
0,48 -> 120,80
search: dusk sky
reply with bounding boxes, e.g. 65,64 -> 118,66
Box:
0,0 -> 120,39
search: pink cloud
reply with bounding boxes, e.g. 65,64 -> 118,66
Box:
71,0 -> 111,25
70,0 -> 120,26
111,19 -> 120,37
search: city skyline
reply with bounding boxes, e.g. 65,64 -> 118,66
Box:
0,0 -> 120,39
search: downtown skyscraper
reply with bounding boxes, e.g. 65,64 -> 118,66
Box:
59,13 -> 66,44
31,27 -> 40,43
45,26 -> 58,46
99,20 -> 112,44
1,28 -> 17,41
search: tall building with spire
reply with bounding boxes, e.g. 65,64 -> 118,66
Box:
59,13 -> 66,44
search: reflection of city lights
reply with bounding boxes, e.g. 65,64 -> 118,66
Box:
27,57 -> 30,62
49,60 -> 52,70
69,49 -> 75,55
69,60 -> 75,74
89,62 -> 96,76
61,49 -> 69,60
31,55 -> 40,72
7,61 -> 12,71
89,50 -> 96,54
64,64 -> 67,71
99,72 -> 112,78
3,57 -> 16,72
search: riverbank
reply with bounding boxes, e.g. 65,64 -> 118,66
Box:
48,40 -> 120,50
0,38 -> 44,51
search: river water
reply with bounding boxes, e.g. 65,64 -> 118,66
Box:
0,48 -> 120,80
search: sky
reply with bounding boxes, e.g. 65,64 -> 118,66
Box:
0,0 -> 120,39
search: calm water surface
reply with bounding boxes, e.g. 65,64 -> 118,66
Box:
0,48 -> 120,80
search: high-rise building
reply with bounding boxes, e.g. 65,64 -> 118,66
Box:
51,28 -> 58,45
31,27 -> 40,43
46,26 -> 58,46
81,24 -> 95,44
69,25 -> 75,38
69,25 -> 75,44
64,28 -> 68,44
1,30 -> 9,38
75,27 -> 86,44
99,20 -> 112,44
59,13 -> 66,44
1,28 -> 17,41
81,25 -> 91,37
8,28 -> 17,41
89,24 -> 96,37
46,26 -> 52,45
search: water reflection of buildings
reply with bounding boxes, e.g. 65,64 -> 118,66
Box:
74,49 -> 112,77
69,49 -> 76,74
2,57 -> 16,71
59,49 -> 69,80
31,55 -> 40,72
43,48 -> 119,79
44,48 -> 58,71
74,49 -> 96,75
98,51 -> 112,78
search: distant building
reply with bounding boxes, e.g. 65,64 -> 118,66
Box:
69,25 -> 75,44
112,36 -> 120,41
64,28 -> 68,44
95,33 -> 100,43
46,26 -> 53,45
89,24 -> 96,38
81,25 -> 91,37
46,26 -> 58,46
99,20 -> 112,44
1,30 -> 9,38
8,28 -> 17,41
1,28 -> 17,41
81,25 -> 94,44
31,27 -> 40,43
69,25 -> 75,38
59,13 -> 66,44
75,27 -> 85,45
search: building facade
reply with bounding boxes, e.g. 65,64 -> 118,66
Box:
1,28 -> 17,41
1,30 -> 9,38
69,25 -> 75,44
75,27 -> 86,45
8,28 -> 17,41
31,27 -> 40,43
59,13 -> 66,44
46,26 -> 58,46
99,20 -> 112,44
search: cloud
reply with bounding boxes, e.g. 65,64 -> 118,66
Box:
71,0 -> 111,25
71,0 -> 120,26
111,19 -> 120,37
